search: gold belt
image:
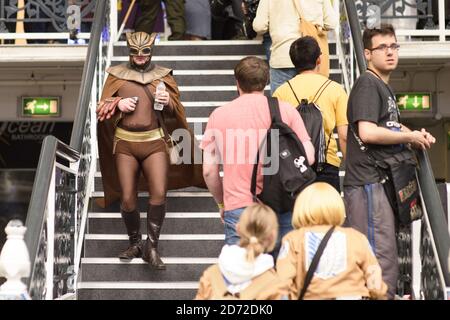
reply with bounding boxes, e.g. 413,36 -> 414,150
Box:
115,127 -> 164,142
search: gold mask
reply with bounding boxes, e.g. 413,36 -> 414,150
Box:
126,32 -> 157,56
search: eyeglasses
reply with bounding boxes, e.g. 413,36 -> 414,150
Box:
369,43 -> 400,53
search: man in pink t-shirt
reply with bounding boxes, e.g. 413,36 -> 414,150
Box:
200,56 -> 314,255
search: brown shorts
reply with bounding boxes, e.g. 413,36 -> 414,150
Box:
114,138 -> 167,161
113,126 -> 168,161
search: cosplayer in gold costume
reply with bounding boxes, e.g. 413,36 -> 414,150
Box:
97,32 -> 204,269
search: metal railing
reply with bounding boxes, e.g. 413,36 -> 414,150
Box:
23,0 -> 110,299
0,0 -> 95,42
342,0 -> 450,299
355,0 -> 450,42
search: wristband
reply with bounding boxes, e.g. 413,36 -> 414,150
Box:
217,202 -> 225,209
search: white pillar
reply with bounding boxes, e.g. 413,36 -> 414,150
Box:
0,220 -> 31,300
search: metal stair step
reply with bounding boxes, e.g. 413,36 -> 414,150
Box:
113,39 -> 337,55
84,234 -> 224,257
77,281 -> 198,300
88,212 -> 222,234
89,196 -> 218,212
110,57 -> 262,70
80,257 -> 215,282
114,40 -> 265,56
110,60 -> 244,70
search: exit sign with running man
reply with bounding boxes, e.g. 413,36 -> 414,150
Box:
20,97 -> 61,117
396,93 -> 431,112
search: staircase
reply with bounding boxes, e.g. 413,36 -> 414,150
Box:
77,39 -> 343,300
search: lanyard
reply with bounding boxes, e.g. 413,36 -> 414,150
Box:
366,68 -> 396,101
366,68 -> 400,121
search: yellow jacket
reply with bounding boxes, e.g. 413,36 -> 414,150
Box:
195,265 -> 289,300
276,225 -> 388,300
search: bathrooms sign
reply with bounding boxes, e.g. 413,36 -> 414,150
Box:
0,121 -> 72,168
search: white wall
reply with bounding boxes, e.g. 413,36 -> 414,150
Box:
0,66 -> 83,121
0,84 -> 81,121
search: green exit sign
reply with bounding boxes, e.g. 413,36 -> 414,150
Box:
21,97 -> 61,117
396,93 -> 431,112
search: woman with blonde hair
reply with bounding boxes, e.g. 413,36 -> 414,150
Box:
195,203 -> 288,300
276,182 -> 387,300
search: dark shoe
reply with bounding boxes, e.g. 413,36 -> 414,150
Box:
118,243 -> 142,260
118,208 -> 142,260
168,33 -> 185,40
142,204 -> 166,269
142,240 -> 166,269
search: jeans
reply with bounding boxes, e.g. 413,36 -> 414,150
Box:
270,67 -> 297,94
262,33 -> 272,61
224,207 -> 293,258
223,207 -> 245,245
271,211 -> 293,260
344,183 -> 398,299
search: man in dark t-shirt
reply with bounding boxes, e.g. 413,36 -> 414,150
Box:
344,24 -> 435,299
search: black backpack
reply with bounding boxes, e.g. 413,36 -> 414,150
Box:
287,79 -> 333,172
251,97 -> 316,213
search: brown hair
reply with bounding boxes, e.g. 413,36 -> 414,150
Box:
363,23 -> 397,50
292,182 -> 346,229
234,56 -> 269,93
237,203 -> 278,262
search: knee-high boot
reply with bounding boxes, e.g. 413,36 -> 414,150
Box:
118,209 -> 142,260
142,203 -> 166,270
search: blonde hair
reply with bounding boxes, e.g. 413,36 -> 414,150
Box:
237,204 -> 278,262
292,182 -> 345,229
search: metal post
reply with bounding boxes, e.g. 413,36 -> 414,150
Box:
45,164 -> 56,300
343,0 -> 367,74
411,219 -> 422,299
447,183 -> 450,236
110,0 -> 118,45
439,0 -> 446,42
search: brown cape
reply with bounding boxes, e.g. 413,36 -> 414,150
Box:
96,63 -> 206,208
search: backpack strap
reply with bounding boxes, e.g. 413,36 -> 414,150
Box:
312,79 -> 332,104
287,81 -> 301,105
267,96 -> 282,123
298,226 -> 335,300
287,79 -> 332,107
313,79 -> 333,163
251,97 -> 280,201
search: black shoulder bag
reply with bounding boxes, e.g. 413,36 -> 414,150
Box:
349,123 -> 422,225
298,226 -> 335,300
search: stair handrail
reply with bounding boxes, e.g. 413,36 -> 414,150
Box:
23,0 -> 111,299
343,0 -> 450,299
333,0 -> 350,93
24,137 -> 80,300
415,149 -> 450,299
